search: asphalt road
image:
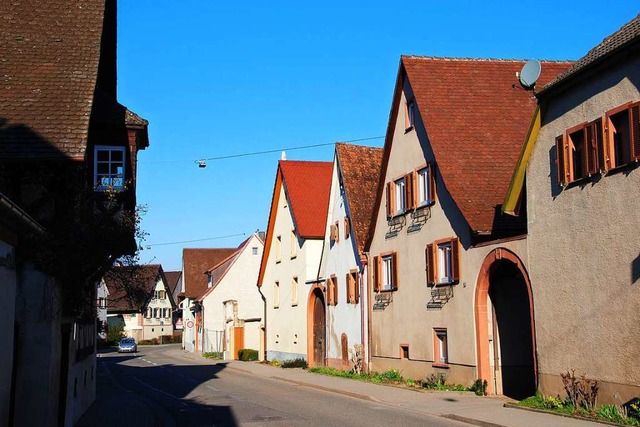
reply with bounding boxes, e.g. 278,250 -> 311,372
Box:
100,345 -> 464,427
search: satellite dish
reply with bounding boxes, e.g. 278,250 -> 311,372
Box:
519,59 -> 541,89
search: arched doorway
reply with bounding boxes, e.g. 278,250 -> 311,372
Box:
307,286 -> 326,367
475,248 -> 536,400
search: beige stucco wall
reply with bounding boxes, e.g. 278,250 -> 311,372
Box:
368,78 -> 528,385
527,56 -> 640,404
142,277 -> 174,340
262,184 -> 324,361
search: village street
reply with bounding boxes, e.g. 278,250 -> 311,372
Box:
78,344 -> 606,427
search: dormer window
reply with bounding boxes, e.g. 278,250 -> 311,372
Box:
94,145 -> 125,191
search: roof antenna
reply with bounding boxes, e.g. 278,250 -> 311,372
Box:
281,151 -> 287,160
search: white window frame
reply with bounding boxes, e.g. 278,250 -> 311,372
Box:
437,242 -> 453,284
406,100 -> 416,130
381,255 -> 394,291
291,276 -> 298,306
417,166 -> 433,206
94,145 -> 126,191
435,329 -> 448,364
252,247 -> 258,256
394,177 -> 405,214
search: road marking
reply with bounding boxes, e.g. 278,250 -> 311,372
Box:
205,385 -> 219,392
132,376 -> 189,407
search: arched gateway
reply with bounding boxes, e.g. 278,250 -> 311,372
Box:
306,285 -> 326,367
475,248 -> 537,399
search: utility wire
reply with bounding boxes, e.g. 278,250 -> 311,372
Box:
195,135 -> 384,163
146,232 -> 246,248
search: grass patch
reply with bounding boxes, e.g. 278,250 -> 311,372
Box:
280,358 -> 308,369
202,351 -> 223,360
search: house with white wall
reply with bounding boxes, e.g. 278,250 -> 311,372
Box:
257,160 -> 332,363
198,232 -> 264,359
318,143 -> 382,371
181,248 -> 236,353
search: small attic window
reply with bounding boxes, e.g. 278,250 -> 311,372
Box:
405,100 -> 416,131
252,247 -> 258,256
94,146 -> 126,191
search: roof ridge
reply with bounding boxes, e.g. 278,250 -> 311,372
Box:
401,54 -> 573,63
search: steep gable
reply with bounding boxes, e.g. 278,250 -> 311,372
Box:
395,56 -> 572,233
183,248 -> 236,299
336,143 -> 383,255
104,264 -> 164,311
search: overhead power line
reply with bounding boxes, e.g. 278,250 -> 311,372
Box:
145,232 -> 246,248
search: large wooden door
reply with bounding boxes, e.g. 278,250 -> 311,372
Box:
313,293 -> 326,366
234,326 -> 244,360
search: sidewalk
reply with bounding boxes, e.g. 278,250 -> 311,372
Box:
75,354 -> 176,427
183,351 -> 606,427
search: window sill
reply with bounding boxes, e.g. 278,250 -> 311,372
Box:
377,288 -> 397,293
432,363 -> 450,369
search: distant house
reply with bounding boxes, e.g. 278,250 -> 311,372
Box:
0,0 -> 149,425
318,143 -> 382,370
105,264 -> 175,341
181,248 -> 236,353
257,160 -> 332,363
164,270 -> 183,334
366,55 -> 570,399
505,15 -> 640,404
199,232 -> 265,359
96,279 -> 110,340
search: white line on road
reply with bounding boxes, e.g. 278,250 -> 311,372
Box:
205,385 -> 219,392
132,376 -> 189,407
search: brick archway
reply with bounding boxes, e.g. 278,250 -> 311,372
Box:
474,248 -> 536,395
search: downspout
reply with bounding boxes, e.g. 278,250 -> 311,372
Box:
364,251 -> 373,372
359,256 -> 368,372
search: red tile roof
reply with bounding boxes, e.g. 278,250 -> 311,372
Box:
164,271 -> 182,296
0,0 -> 105,158
336,143 -> 383,255
541,14 -> 640,95
182,248 -> 236,299
401,56 -> 572,233
104,264 -> 163,312
280,160 -> 333,239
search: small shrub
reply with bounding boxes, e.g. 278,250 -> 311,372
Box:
268,359 -> 281,367
423,373 -> 447,388
469,379 -> 488,396
203,351 -> 223,360
281,358 -> 308,369
371,369 -> 402,383
106,324 -> 124,346
561,370 -> 598,411
238,349 -> 259,361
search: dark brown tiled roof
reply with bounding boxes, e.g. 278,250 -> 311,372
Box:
540,14 -> 640,95
0,0 -> 107,159
401,56 -> 573,233
280,161 -> 333,239
104,264 -> 163,311
164,271 -> 182,296
336,143 -> 383,255
183,248 -> 236,300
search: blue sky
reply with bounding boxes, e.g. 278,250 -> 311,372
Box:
117,2 -> 638,271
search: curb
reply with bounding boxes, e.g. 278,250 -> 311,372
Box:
270,376 -> 380,402
441,414 -> 508,427
503,403 -> 611,426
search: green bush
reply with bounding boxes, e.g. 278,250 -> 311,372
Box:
371,369 -> 402,383
469,379 -> 488,396
106,324 -> 124,346
281,358 -> 308,369
238,349 -> 259,361
203,352 -> 223,360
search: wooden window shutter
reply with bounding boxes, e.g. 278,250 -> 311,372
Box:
391,252 -> 399,290
555,135 -> 567,186
586,121 -> 599,175
602,115 -> 613,171
631,103 -> 640,161
404,173 -> 414,210
385,182 -> 393,218
344,216 -> 350,238
373,256 -> 381,292
451,238 -> 460,282
354,272 -> 360,303
346,273 -> 352,304
425,244 -> 435,286
333,277 -> 338,305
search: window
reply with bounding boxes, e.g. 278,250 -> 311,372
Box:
343,216 -> 350,239
164,308 -> 170,318
416,164 -> 436,206
145,308 -> 151,318
154,290 -> 166,299
405,100 -> 416,130
434,329 -> 448,365
275,236 -> 282,263
400,344 -> 409,360
154,308 -> 160,318
290,230 -> 297,258
97,297 -> 107,309
274,281 -> 280,308
556,102 -> 640,186
252,247 -> 258,256
291,276 -> 298,306
346,270 -> 359,304
374,252 -> 398,291
385,174 -> 414,217
94,145 -> 126,191
425,238 -> 460,286
327,275 -> 338,306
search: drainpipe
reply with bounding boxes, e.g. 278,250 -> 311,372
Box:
364,251 -> 372,372
359,256 -> 367,373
